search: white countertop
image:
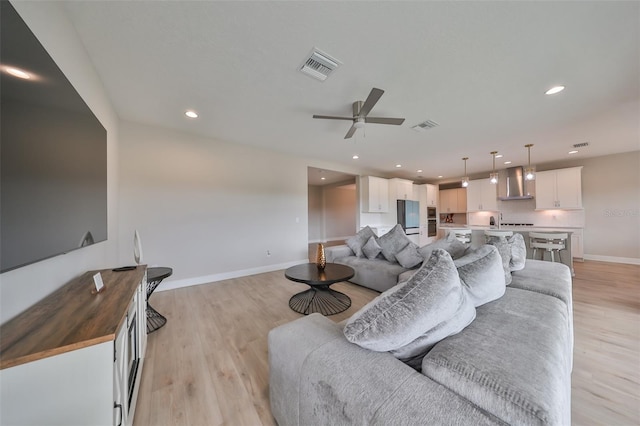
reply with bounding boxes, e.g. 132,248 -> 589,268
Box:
441,224 -> 582,232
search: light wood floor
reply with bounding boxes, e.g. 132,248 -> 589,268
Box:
133,260 -> 640,426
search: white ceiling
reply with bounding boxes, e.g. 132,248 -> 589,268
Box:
62,1 -> 639,182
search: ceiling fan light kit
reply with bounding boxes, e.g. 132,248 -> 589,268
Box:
312,88 -> 405,139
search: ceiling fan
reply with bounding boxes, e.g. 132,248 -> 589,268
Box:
313,88 -> 405,139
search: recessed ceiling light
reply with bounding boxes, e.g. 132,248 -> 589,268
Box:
352,155 -> 359,160
568,150 -> 578,154
320,176 -> 326,180
395,164 -> 402,168
417,169 -> 423,173
495,154 -> 503,159
4,66 -> 31,79
545,85 -> 565,95
438,175 -> 443,178
185,110 -> 198,118
504,161 -> 512,165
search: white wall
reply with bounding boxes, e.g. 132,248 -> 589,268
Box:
323,184 -> 357,240
307,186 -> 323,242
118,121 -> 313,290
1,2 -> 120,324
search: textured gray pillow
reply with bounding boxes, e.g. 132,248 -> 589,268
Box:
377,224 -> 412,263
418,233 -> 466,261
454,245 -> 506,307
485,235 -> 512,285
508,233 -> 526,271
343,249 -> 476,356
395,243 -> 423,269
345,226 -> 376,258
362,236 -> 382,260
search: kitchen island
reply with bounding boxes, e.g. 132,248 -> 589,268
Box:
441,226 -> 577,275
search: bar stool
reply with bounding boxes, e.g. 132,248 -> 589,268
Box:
529,232 -> 568,263
484,230 -> 513,239
450,229 -> 472,244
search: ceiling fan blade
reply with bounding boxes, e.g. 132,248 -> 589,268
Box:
344,123 -> 357,139
358,88 -> 384,117
313,115 -> 354,121
365,117 -> 405,125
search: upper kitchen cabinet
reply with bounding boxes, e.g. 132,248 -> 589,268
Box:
466,178 -> 498,212
390,178 -> 416,201
535,167 -> 583,210
361,176 -> 389,213
425,184 -> 437,207
440,188 -> 467,213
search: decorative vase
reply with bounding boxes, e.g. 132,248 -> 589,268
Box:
316,243 -> 326,270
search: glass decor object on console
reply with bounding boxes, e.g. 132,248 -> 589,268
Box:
524,144 -> 536,181
489,151 -> 499,184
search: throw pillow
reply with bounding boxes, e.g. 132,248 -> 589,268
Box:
508,233 -> 526,271
345,226 -> 376,258
418,232 -> 466,261
395,243 -> 423,269
453,245 -> 506,307
377,224 -> 412,263
362,236 -> 382,260
485,235 -> 512,285
343,249 -> 476,359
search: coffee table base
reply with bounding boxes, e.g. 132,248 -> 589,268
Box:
289,286 -> 351,316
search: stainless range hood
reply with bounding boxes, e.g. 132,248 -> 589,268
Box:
498,166 -> 533,200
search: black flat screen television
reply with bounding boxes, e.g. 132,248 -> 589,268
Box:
1,1 -> 108,273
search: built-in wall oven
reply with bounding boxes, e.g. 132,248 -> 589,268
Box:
427,207 -> 437,237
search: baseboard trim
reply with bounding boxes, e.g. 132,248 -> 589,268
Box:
583,254 -> 640,265
156,259 -> 310,292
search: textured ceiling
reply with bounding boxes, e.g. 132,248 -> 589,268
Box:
62,1 -> 639,182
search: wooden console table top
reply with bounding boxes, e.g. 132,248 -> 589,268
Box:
0,265 -> 146,370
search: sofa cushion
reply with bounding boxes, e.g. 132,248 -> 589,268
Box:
395,243 -> 423,269
421,288 -> 571,426
377,224 -> 412,263
346,226 -> 377,258
343,249 -> 476,358
508,233 -> 527,271
362,236 -> 382,260
485,235 -> 512,285
334,256 -> 409,293
419,233 -> 466,261
453,245 -> 506,307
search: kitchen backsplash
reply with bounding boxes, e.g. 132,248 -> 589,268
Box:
468,199 -> 585,228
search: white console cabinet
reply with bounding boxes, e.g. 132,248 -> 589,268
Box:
0,267 -> 147,426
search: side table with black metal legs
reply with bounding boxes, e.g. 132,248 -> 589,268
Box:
146,267 -> 173,333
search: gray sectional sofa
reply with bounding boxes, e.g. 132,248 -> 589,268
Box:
269,257 -> 573,425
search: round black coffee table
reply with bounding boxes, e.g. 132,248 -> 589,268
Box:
285,263 -> 355,316
146,267 -> 172,333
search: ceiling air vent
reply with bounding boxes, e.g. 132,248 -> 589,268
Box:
299,48 -> 341,81
411,120 -> 439,132
573,142 -> 589,148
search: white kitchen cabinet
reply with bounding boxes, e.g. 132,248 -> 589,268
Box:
466,178 -> 498,212
535,167 -> 583,210
425,184 -> 437,207
390,178 -> 415,201
361,176 -> 389,212
440,188 -> 467,213
571,230 -> 584,259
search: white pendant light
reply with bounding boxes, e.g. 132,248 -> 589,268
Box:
524,144 -> 535,181
461,157 -> 469,187
489,151 -> 499,184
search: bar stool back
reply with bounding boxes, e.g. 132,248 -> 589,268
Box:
451,229 -> 472,244
484,230 -> 514,239
529,232 -> 568,263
